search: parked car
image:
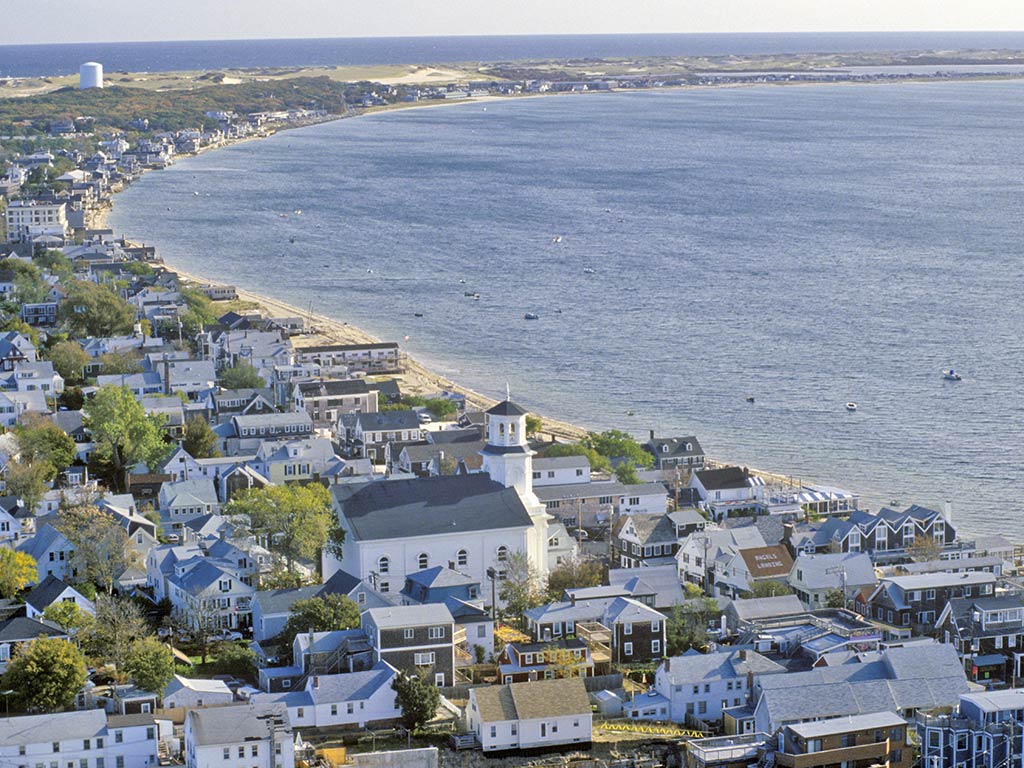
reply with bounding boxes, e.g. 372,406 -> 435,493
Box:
214,629 -> 243,641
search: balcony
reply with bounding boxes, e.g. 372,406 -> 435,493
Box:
775,740 -> 891,768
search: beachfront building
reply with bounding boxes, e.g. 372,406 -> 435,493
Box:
917,689 -> 1024,768
5,200 -> 69,243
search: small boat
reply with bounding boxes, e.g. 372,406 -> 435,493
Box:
293,209 -> 302,215
626,410 -> 636,416
845,402 -> 858,412
942,369 -> 962,381
366,269 -> 373,274
414,313 -> 423,318
552,236 -> 563,244
459,279 -> 466,284
464,291 -> 479,298
524,313 -> 540,320
193,191 -> 199,196
289,237 -> 295,244
746,396 -> 755,403
583,267 -> 596,274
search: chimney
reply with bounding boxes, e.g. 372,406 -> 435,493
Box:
649,429 -> 655,441
162,354 -> 170,396
943,500 -> 953,525
313,676 -> 319,689
782,522 -> 794,542
448,560 -> 455,571
664,658 -> 670,672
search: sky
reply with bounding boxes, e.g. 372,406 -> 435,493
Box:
2,0 -> 1024,45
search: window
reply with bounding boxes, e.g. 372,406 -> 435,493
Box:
477,624 -> 486,638
533,472 -> 541,479
414,652 -> 435,665
511,724 -> 518,736
806,739 -> 822,754
83,741 -> 90,751
623,641 -> 633,656
238,747 -> 245,758
417,553 -> 429,570
404,628 -> 415,640
428,626 -> 445,640
251,746 -> 258,757
331,704 -> 338,716
652,639 -> 661,654
53,744 -> 59,754
496,546 -> 508,562
629,497 -> 640,506
599,496 -> 613,505
624,622 -> 633,635
490,726 -> 497,738
651,620 -> 660,632
297,707 -> 305,718
222,750 -> 229,761
698,701 -> 707,714
114,760 -> 122,768
457,549 -> 468,567
378,556 -> 390,574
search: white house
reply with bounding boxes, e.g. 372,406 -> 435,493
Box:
0,710 -> 159,767
163,675 -> 234,709
788,552 -> 878,609
24,574 -> 95,619
690,466 -> 764,519
166,558 -> 255,631
184,703 -> 294,768
532,455 -> 591,487
17,523 -> 77,583
467,677 -> 593,752
159,478 -> 220,531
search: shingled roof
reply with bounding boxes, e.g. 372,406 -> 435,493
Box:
473,677 -> 590,723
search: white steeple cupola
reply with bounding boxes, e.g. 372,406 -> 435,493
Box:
481,397 -> 533,494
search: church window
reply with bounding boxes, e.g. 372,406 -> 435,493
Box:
499,423 -> 505,436
418,553 -> 429,570
457,549 -> 468,567
509,422 -> 516,434
496,546 -> 508,563
378,556 -> 390,574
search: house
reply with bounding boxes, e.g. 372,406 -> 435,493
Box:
648,648 -> 786,724
210,387 -> 276,424
250,436 -> 346,484
0,331 -> 36,370
0,615 -> 69,671
1,360 -> 64,394
232,412 -> 313,444
293,341 -> 402,374
401,566 -> 481,605
0,710 -> 159,768
525,596 -> 666,664
713,545 -> 795,599
17,523 -> 77,583
362,604 -> 456,686
936,594 -> 1024,685
467,677 -> 592,752
163,674 -> 234,709
396,440 -> 485,477
725,594 -> 807,633
166,558 -> 255,631
614,513 -> 681,568
788,505 -> 956,561
0,389 -> 48,427
917,689 -> 1024,768
677,527 -> 767,593
858,571 -> 997,636
690,467 -> 764,520
644,433 -> 705,471
338,410 -> 423,462
608,564 -> 687,611
293,378 -> 378,425
23,574 -> 95,620
531,455 -> 591,487
158,477 -> 221,531
788,552 -> 877,609
776,712 -> 911,768
184,702 -> 294,768
497,638 -> 594,683
534,480 -> 669,527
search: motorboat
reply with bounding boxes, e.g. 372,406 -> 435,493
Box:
524,312 -> 540,320
583,267 -> 596,274
845,402 -> 858,412
746,396 -> 755,403
552,236 -> 563,243
942,369 -> 962,381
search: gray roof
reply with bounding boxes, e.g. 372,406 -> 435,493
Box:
883,571 -> 995,590
647,436 -> 704,459
308,661 -> 395,705
365,604 -> 453,629
24,574 -> 79,611
354,410 -> 421,431
533,455 -> 590,471
0,615 -> 67,642
233,411 -> 311,429
788,711 -> 905,738
473,677 -> 589,723
791,552 -> 877,590
534,481 -> 666,502
0,709 -> 106,745
661,648 -> 785,684
730,595 -> 807,622
334,474 -> 534,542
16,523 -> 71,561
405,566 -> 476,590
608,565 -> 686,609
187,702 -> 291,746
297,379 -> 370,397
487,400 -> 528,417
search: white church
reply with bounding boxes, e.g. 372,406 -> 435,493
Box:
322,397 -> 564,603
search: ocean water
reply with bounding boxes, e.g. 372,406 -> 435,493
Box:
6,32 -> 1024,78
109,82 -> 1024,538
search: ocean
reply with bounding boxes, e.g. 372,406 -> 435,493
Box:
5,32 -> 1024,78
109,81 -> 1024,538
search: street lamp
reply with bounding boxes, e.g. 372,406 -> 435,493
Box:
486,567 -> 497,621
0,689 -> 13,718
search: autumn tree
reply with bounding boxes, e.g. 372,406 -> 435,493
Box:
614,461 -> 641,485
498,551 -> 544,630
15,414 -> 76,472
224,483 -> 339,573
391,670 -> 441,730
182,415 -> 219,458
123,638 -> 174,693
0,549 -> 37,598
545,556 -> 604,601
56,503 -> 138,593
98,350 -> 143,375
44,340 -> 89,384
85,385 -> 170,487
4,637 -> 88,711
89,595 -> 151,671
278,594 -> 360,662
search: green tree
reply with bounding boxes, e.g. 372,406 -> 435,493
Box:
541,442 -> 612,474
210,642 -> 257,678
98,350 -> 143,375
34,249 -> 74,279
59,280 -> 137,337
44,340 -> 89,384
0,258 -> 49,303
582,430 -> 654,468
123,637 -> 174,693
525,414 -> 543,436
182,415 -> 219,458
743,580 -> 794,599
5,459 -> 53,515
615,461 -> 641,485
498,551 -> 544,630
89,595 -> 151,671
15,414 -> 76,472
56,503 -> 138,593
42,601 -> 95,639
224,484 -> 336,573
666,596 -> 720,656
278,594 -> 361,662
545,557 -> 604,602
218,363 -> 264,389
85,385 -> 170,486
824,589 -> 846,609
391,671 -> 441,730
3,636 -> 88,711
0,549 -> 37,598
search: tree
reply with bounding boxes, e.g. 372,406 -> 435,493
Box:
3,636 -> 87,711
182,415 -> 219,458
525,414 -> 543,436
44,340 -> 89,383
615,461 -> 641,485
5,459 -> 53,515
278,594 -> 360,661
743,580 -> 794,599
545,557 -> 604,601
0,258 -> 49,303
59,280 -> 136,337
908,536 -> 944,563
85,385 -> 170,486
498,551 -> 543,630
0,548 -> 37,598
666,596 -> 720,656
224,484 -> 336,573
391,671 -> 441,730
89,595 -> 151,671
218,363 -> 264,389
15,414 -> 76,472
582,430 -> 654,469
210,642 -> 257,678
824,589 -> 846,609
56,503 -> 139,593
123,638 -> 174,693
541,442 -> 612,474
43,601 -> 95,639
98,350 -> 143,375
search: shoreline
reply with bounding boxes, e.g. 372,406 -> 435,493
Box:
102,77 -> 1021,508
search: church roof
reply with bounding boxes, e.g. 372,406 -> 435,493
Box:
487,400 -> 528,417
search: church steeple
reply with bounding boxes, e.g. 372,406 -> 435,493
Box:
481,397 -> 532,493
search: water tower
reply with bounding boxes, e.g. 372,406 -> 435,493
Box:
79,62 -> 103,90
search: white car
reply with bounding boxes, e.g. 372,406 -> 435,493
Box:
214,629 -> 243,642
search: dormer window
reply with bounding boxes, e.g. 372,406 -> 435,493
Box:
661,444 -> 669,453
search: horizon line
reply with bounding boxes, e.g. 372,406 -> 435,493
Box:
4,29 -> 1024,49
